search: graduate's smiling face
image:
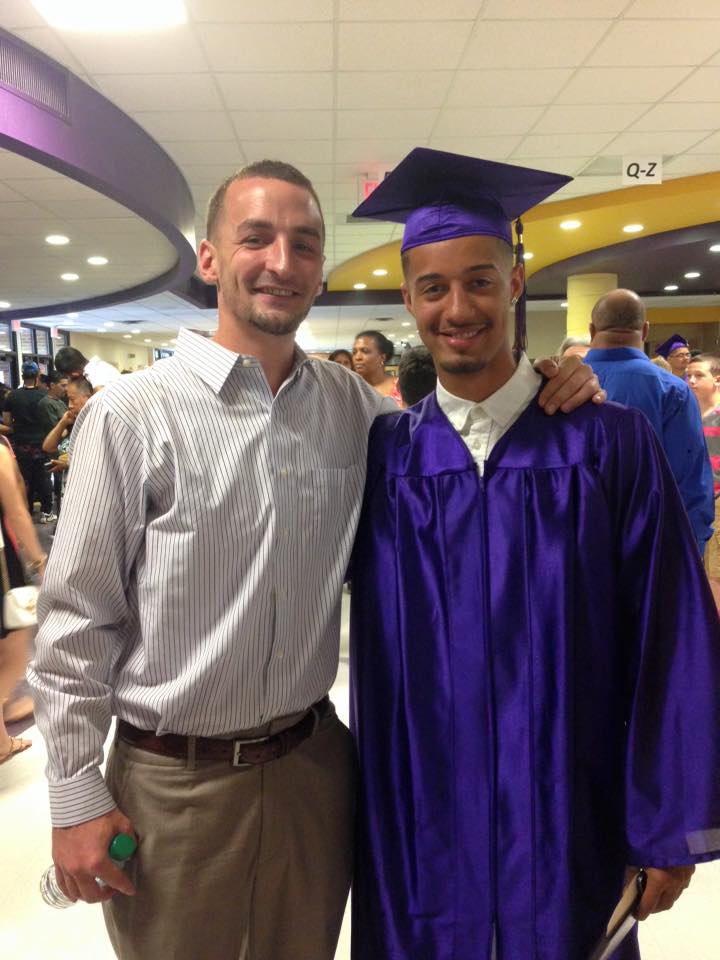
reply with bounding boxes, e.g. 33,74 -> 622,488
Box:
401,234 -> 524,399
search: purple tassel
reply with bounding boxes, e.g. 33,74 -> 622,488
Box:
513,217 -> 527,357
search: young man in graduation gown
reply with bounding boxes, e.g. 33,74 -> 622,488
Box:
348,148 -> 720,960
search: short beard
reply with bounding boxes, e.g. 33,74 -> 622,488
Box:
247,308 -> 305,337
436,357 -> 488,375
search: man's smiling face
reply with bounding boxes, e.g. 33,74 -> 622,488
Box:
199,176 -> 324,338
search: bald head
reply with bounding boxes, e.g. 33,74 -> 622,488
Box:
591,289 -> 646,332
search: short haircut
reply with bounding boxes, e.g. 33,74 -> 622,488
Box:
54,346 -> 87,375
398,346 -> 437,407
689,353 -> 720,378
354,330 -> 395,365
206,160 -> 325,243
328,349 -> 352,364
48,371 -> 67,385
67,376 -> 93,399
591,290 -> 645,332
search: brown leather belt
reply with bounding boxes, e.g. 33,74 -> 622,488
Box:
117,696 -> 330,767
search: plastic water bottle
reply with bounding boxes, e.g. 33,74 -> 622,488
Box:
40,832 -> 137,908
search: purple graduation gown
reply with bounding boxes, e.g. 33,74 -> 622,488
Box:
349,391 -> 720,960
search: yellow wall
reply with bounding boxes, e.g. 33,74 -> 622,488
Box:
68,333 -> 153,372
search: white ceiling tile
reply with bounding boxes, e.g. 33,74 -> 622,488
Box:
337,110 -> 438,140
605,130 -> 711,154
196,23 -> 333,72
0,199 -> 62,220
216,73 -> 333,110
0,1 -> 45,27
162,140 -> 246,165
685,130 -> 720,154
513,132 -> 616,157
337,71 -> 453,109
133,111 -> 236,142
510,157 -> 592,176
482,0 -> 626,15
666,68 -> 720,102
556,66 -> 693,104
630,102 -> 720,132
446,69 -> 572,107
55,26 -> 208,74
231,110 -> 333,141
186,0 -> 333,21
338,22 -> 472,71
461,20 -> 612,69
94,74 -> 225,113
241,141 -> 334,164
335,140 -> 425,164
338,0 -> 482,18
664,155 -> 720,175
587,21 -> 720,67
624,0 -> 720,16
5,177 -> 97,201
181,164 -> 249,184
0,151 -> 61,179
434,106 -> 544,137
0,182 -> 30,202
427,136 -> 522,160
532,104 -> 647,135
37,197 -> 135,219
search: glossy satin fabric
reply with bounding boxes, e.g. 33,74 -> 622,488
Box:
350,392 -> 720,960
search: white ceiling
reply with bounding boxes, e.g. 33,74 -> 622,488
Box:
2,0 -> 720,343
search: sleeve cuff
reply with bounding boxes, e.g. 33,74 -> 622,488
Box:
49,769 -> 117,828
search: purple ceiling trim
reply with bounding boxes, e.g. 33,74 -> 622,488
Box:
0,28 -> 196,319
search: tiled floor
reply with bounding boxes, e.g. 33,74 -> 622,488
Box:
2,594 -> 718,958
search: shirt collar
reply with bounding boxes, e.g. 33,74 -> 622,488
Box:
173,328 -> 313,395
585,346 -> 649,363
436,352 -> 541,433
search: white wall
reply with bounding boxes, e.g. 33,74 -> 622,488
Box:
68,333 -> 153,372
526,309 -> 570,359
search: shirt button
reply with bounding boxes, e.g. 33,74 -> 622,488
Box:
242,358 -> 253,367
279,467 -> 289,477
276,649 -> 284,659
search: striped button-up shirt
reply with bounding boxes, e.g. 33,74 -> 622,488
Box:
29,329 -> 386,827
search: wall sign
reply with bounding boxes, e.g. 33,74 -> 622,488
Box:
622,156 -> 663,186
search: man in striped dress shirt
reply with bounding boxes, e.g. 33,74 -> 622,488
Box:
29,160 -> 601,960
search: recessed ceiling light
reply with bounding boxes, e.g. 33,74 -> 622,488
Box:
104,322 -> 115,328
560,220 -> 581,231
144,338 -> 152,343
63,319 -> 75,326
684,271 -> 701,279
161,342 -> 169,347
30,0 -> 187,32
523,251 -> 534,260
353,282 -> 367,290
46,234 -> 69,245
710,244 -> 720,253
88,256 -> 108,266
96,328 -> 106,333
61,272 -> 79,281
401,321 -> 411,327
372,268 -> 388,277
67,312 -> 79,318
123,334 -> 132,339
561,301 -> 568,308
388,333 -> 396,338
622,224 -> 644,234
0,301 -> 10,309
170,338 -> 177,344
664,284 -> 679,291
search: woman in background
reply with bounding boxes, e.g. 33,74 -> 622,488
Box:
352,330 -> 401,404
328,349 -> 353,370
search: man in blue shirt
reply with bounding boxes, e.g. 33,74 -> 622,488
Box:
586,288 -> 713,551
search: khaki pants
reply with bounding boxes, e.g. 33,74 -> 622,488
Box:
103,703 -> 356,960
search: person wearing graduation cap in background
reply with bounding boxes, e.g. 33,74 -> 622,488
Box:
655,333 -> 692,379
348,147 -> 720,960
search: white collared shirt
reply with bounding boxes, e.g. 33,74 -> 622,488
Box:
436,353 -> 541,475
30,328 -> 387,826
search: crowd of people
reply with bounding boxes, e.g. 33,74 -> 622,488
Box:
0,148 -> 718,960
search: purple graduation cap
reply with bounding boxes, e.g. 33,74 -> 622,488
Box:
655,333 -> 689,358
352,147 -> 572,354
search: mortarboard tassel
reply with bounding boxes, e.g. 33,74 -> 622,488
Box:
513,216 -> 527,357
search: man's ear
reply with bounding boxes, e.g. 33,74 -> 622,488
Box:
642,320 -> 650,341
510,262 -> 525,303
198,239 -> 218,285
589,322 -> 596,339
401,282 -> 414,316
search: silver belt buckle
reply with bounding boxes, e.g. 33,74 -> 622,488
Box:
232,735 -> 271,767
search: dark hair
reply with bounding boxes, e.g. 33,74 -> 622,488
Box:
328,349 -> 352,364
354,330 -> 395,365
397,346 -> 436,407
206,159 -> 325,242
48,370 -> 67,386
54,346 -> 87,375
67,376 -> 93,399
